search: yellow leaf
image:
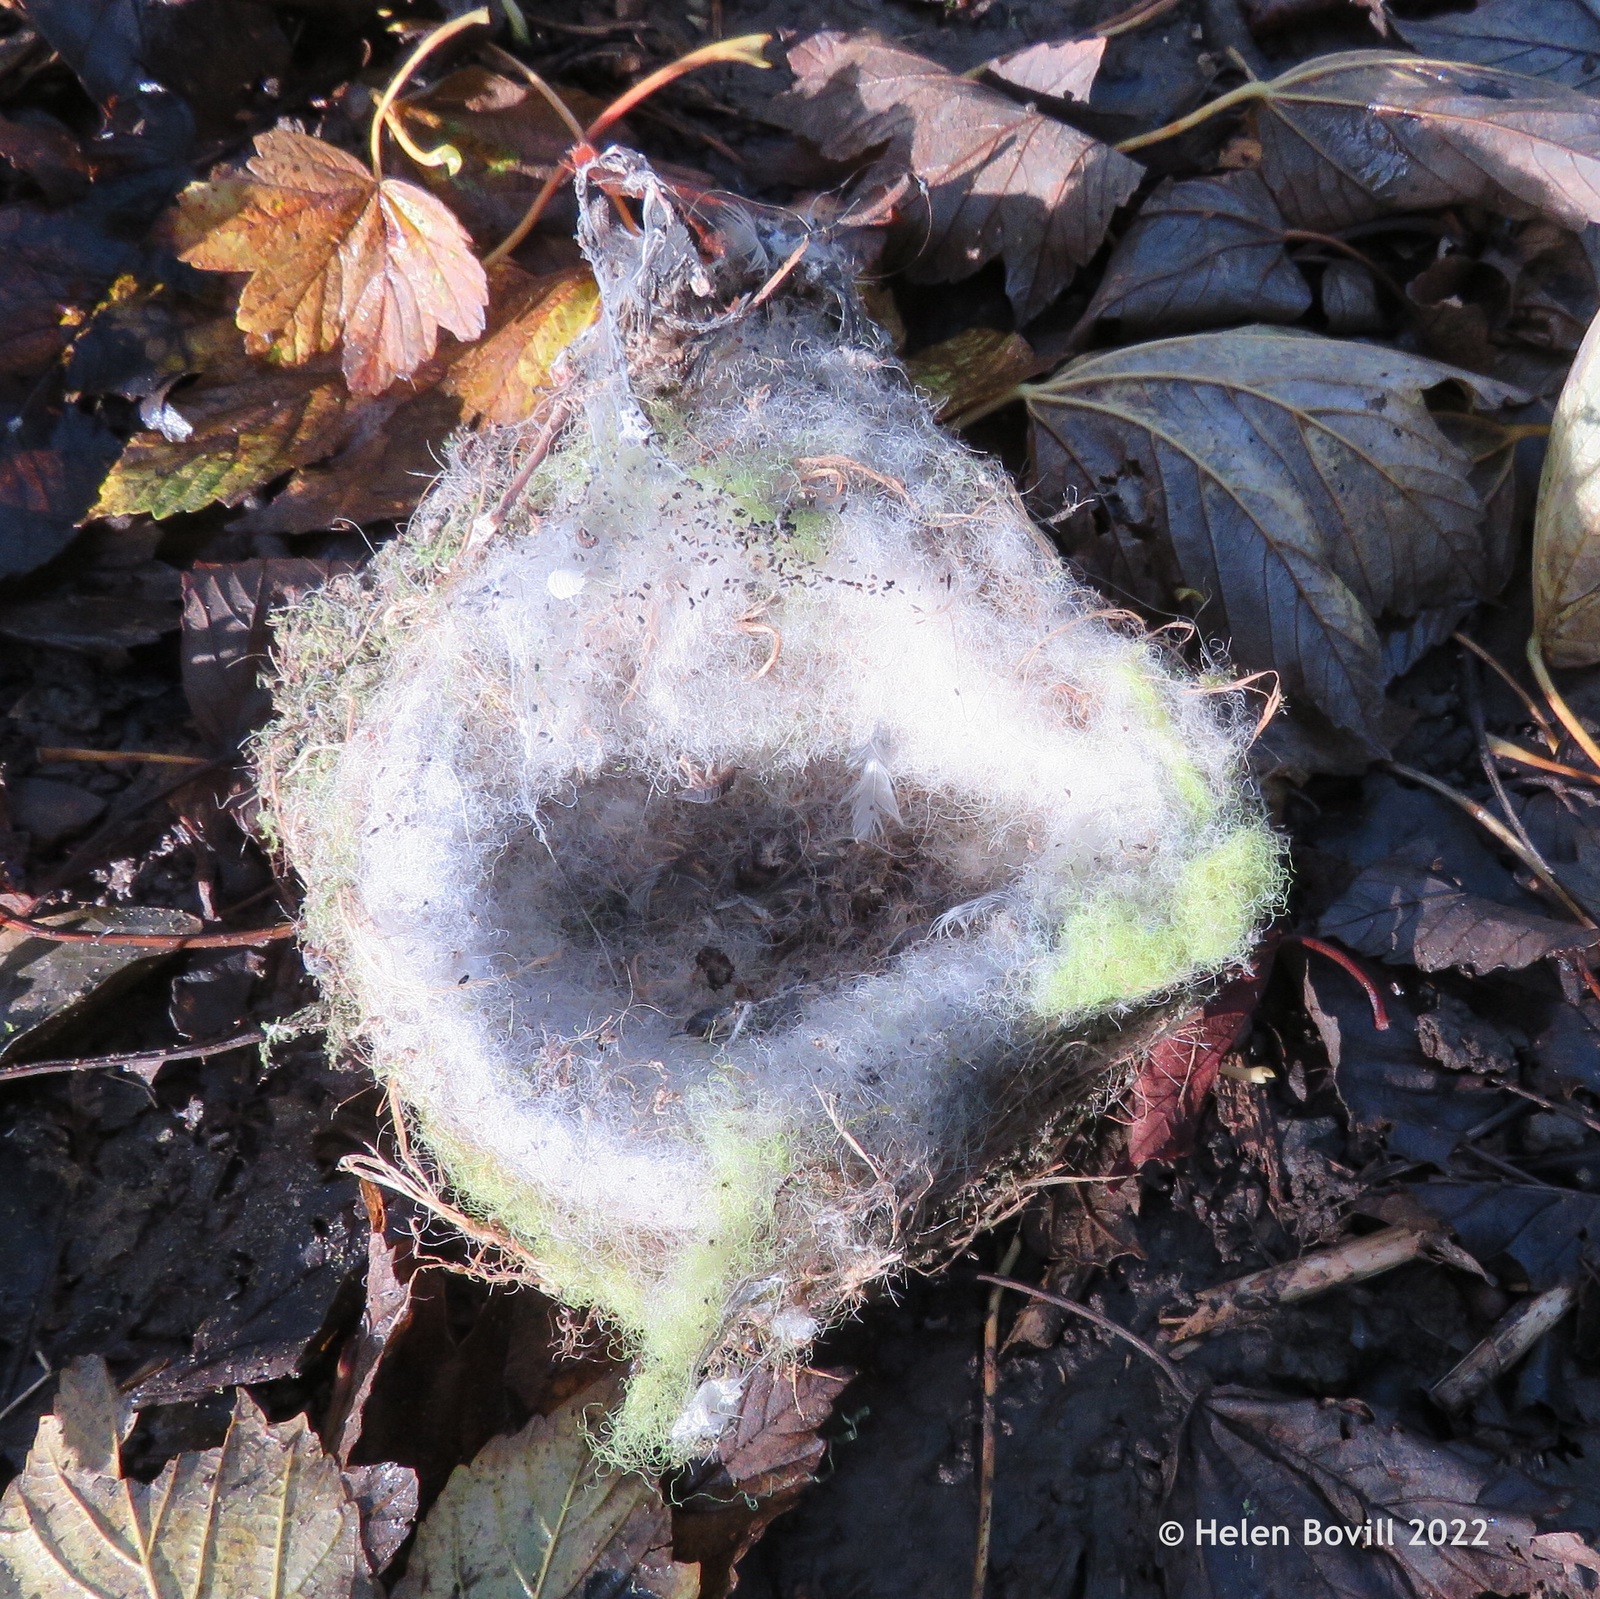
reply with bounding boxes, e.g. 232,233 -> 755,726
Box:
183,127 -> 488,396
445,264 -> 598,424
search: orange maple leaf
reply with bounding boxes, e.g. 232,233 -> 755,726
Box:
183,127 -> 488,396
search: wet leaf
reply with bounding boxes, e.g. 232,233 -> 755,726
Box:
1083,171 -> 1312,334
342,1461 -> 418,1576
1413,1180 -> 1600,1290
0,203 -> 137,377
393,1376 -> 690,1599
444,265 -> 598,426
1028,327 -> 1517,745
0,399 -> 120,576
1252,52 -> 1600,232
1396,0 -> 1600,93
1302,967 -> 1507,1166
775,32 -> 1142,323
0,113 -> 87,203
229,387 -> 461,535
0,906 -> 202,1064
327,1227 -> 415,1464
93,361 -> 352,519
184,127 -> 488,396
718,1367 -> 852,1500
986,37 -> 1105,102
1534,299 -> 1600,663
1319,854 -> 1598,973
0,1356 -> 373,1598
1164,1389 -> 1590,1598
1126,965 -> 1268,1167
183,558 -> 358,750
902,327 -> 1039,424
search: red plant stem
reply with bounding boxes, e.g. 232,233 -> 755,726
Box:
1286,935 -> 1390,1030
0,912 -> 295,950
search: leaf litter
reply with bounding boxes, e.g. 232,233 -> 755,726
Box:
8,0 -> 1600,1593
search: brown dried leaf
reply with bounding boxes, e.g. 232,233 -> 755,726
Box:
183,127 -> 487,395
986,36 -> 1105,102
92,358 -> 352,519
445,264 -> 598,425
0,1357 -> 372,1598
229,387 -> 462,535
902,327 -> 1039,424
1253,52 -> 1600,232
1395,0 -> 1600,92
1534,297 -> 1600,662
1028,327 -> 1519,744
774,32 -> 1142,322
393,1376 -> 689,1599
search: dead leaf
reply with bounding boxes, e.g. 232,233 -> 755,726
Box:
1028,327 -> 1519,745
1125,965 -> 1268,1168
0,397 -> 120,577
0,202 -> 137,377
902,327 -> 1039,424
718,1367 -> 852,1500
393,1375 -> 692,1599
0,1356 -> 373,1598
341,1461 -> 418,1576
0,906 -> 203,1064
1163,1389 -> 1593,1597
183,558 -> 358,750
228,387 -> 461,535
183,127 -> 488,396
327,1228 -> 415,1465
1302,967 -> 1507,1167
444,264 -> 598,425
1534,297 -> 1600,663
1319,854 -> 1599,973
1251,52 -> 1600,232
774,32 -> 1142,323
93,361 -> 352,519
986,37 -> 1106,102
1412,1180 -> 1600,1290
0,112 -> 87,203
1396,0 -> 1600,92
1082,170 -> 1312,334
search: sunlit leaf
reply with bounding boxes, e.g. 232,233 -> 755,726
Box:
393,1376 -> 693,1599
445,264 -> 598,425
1027,327 -> 1518,745
1395,0 -> 1600,93
1250,52 -> 1600,231
902,327 -> 1039,424
1534,306 -> 1600,662
774,32 -> 1142,323
0,1357 -> 371,1598
183,127 -> 488,395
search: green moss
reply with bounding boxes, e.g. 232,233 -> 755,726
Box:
1034,824 -> 1284,1020
419,1103 -> 791,1467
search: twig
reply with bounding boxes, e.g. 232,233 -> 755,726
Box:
972,1234 -> 1022,1599
0,1357 -> 51,1426
0,911 -> 295,950
977,1275 -> 1195,1400
1095,0 -> 1184,36
37,748 -> 210,767
1385,761 -> 1598,928
1452,632 -> 1560,752
1487,736 -> 1600,787
0,1030 -> 266,1083
1430,1283 -> 1576,1410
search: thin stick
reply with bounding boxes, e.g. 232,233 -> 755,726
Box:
584,34 -> 770,146
1452,632 -> 1560,752
368,8 -> 491,180
972,1234 -> 1023,1599
0,1362 -> 51,1427
1385,761 -> 1598,928
1528,633 -> 1600,775
1095,0 -> 1183,36
37,748 -> 209,767
0,1030 -> 265,1083
0,911 -> 295,950
977,1276 -> 1195,1401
